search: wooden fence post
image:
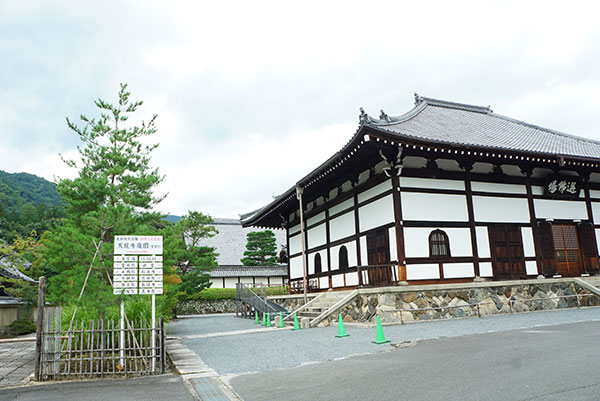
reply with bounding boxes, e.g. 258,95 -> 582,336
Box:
34,276 -> 47,381
160,318 -> 165,374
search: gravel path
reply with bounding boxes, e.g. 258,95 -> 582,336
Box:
170,307 -> 600,376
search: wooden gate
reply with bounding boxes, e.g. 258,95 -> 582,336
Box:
552,224 -> 583,277
489,225 -> 526,279
366,228 -> 392,286
37,307 -> 165,381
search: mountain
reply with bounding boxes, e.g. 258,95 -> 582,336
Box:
0,170 -> 61,213
164,215 -> 182,223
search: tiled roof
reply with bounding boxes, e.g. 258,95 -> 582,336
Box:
198,218 -> 286,265
364,95 -> 600,159
0,259 -> 36,283
209,265 -> 288,278
0,295 -> 24,306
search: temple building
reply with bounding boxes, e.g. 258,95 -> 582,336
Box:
241,95 -> 600,291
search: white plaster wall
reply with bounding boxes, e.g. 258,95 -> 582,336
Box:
289,234 -> 302,255
224,277 -> 238,288
289,224 -> 301,235
400,177 -> 464,191
319,277 -> 329,289
290,256 -> 303,279
403,227 -> 472,258
521,227 -> 535,257
473,196 -> 530,223
330,241 -> 357,270
359,236 -> 367,265
406,264 -> 440,280
592,202 -> 600,223
590,190 -> 600,199
358,195 -> 395,232
471,182 -> 526,194
209,278 -> 223,288
533,199 -> 588,220
307,212 -> 325,227
345,272 -> 359,286
308,250 -> 328,274
388,227 -> 398,261
443,263 -> 474,278
595,229 -> 600,254
253,277 -> 267,285
476,227 -> 490,258
307,223 -> 326,249
239,277 -> 254,284
531,186 -> 544,196
357,180 -> 392,203
329,212 -> 355,242
330,198 -> 354,216
479,262 -> 493,277
401,192 -> 469,221
526,261 -> 538,275
332,273 -> 345,287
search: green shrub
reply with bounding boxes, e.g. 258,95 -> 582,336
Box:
9,319 -> 36,335
193,288 -> 237,300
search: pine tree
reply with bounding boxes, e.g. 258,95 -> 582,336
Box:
241,230 -> 278,266
43,84 -> 165,314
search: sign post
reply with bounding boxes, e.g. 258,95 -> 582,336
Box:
113,236 -> 163,372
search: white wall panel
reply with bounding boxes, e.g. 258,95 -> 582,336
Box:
401,192 -> 468,221
330,241 -> 357,270
240,277 -> 254,284
289,224 -> 301,235
471,182 -> 526,194
209,278 -> 223,288
443,263 -> 474,278
360,236 -> 367,265
357,180 -> 392,203
319,277 -> 329,289
345,272 -> 359,286
308,250 -> 328,274
404,228 -> 472,258
479,262 -> 493,277
332,273 -> 344,287
329,198 -> 354,216
329,212 -> 355,242
307,212 -> 325,227
526,261 -> 538,275
388,227 -> 397,261
473,196 -> 530,222
289,234 -> 302,255
290,256 -> 303,279
533,199 -> 587,220
476,227 -> 490,258
358,195 -> 395,232
307,223 -> 326,249
521,227 -> 535,257
592,202 -> 600,223
224,278 -> 238,288
400,177 -> 464,191
406,264 -> 440,280
590,190 -> 600,199
531,186 -> 544,196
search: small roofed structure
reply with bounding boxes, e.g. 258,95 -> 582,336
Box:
209,265 -> 288,288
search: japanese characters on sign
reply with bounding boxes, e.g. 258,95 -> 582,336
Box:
544,177 -> 580,198
113,236 -> 163,295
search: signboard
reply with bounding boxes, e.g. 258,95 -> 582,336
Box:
544,176 -> 581,198
113,236 -> 163,295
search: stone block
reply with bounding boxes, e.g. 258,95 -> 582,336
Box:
478,297 -> 498,316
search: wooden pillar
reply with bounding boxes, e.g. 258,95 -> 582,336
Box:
525,175 -> 543,275
353,191 -> 363,286
464,175 -> 481,277
34,276 -> 47,382
325,208 -> 332,289
391,174 -> 407,281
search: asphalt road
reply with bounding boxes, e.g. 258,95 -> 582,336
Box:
229,320 -> 600,401
0,374 -> 195,401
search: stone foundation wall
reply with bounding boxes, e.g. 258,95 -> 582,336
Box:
268,294 -> 318,312
319,280 -> 600,327
176,299 -> 237,315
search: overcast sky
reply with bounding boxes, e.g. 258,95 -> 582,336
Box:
1,1 -> 600,218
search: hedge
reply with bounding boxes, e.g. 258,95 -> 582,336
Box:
192,286 -> 289,300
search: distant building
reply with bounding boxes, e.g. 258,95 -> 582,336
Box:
198,218 -> 287,288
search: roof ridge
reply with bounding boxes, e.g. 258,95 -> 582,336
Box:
417,95 -> 492,114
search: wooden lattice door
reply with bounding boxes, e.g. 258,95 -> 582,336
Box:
551,224 -> 583,277
366,228 -> 391,286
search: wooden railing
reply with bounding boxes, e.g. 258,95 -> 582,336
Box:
358,263 -> 399,287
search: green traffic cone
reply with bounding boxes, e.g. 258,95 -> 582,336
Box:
372,315 -> 390,344
262,312 -> 266,326
254,311 -> 259,324
335,313 -> 349,338
266,313 -> 271,327
292,312 -> 301,330
278,312 -> 285,328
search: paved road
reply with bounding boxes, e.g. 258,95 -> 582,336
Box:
170,307 -> 600,376
0,374 -> 196,401
230,320 -> 600,401
0,339 -> 35,387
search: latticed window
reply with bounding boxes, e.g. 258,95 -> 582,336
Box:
429,230 -> 450,257
314,253 -> 322,274
339,246 -> 349,269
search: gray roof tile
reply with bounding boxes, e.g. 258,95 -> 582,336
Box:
209,265 -> 287,278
